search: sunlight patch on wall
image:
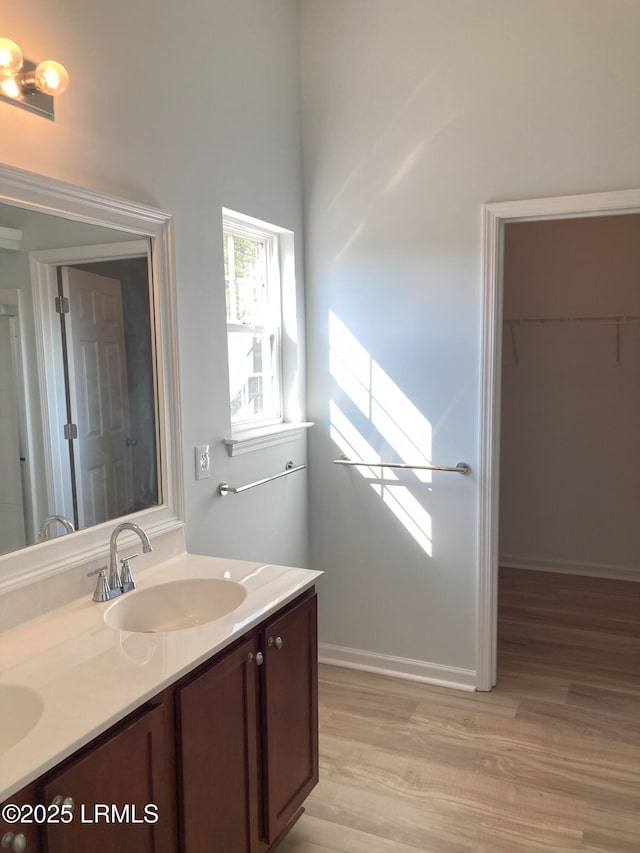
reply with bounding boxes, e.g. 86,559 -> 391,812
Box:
383,485 -> 433,555
335,221 -> 365,262
329,311 -> 433,556
370,361 -> 433,484
329,401 -> 398,482
383,141 -> 426,196
328,315 -> 370,416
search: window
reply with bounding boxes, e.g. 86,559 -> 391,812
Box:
224,215 -> 282,428
221,208 -> 312,455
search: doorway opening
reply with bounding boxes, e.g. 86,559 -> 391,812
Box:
477,188 -> 640,691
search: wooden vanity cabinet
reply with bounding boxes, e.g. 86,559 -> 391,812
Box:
176,634 -> 263,853
261,590 -> 318,843
0,781 -> 40,852
2,588 -> 317,853
176,589 -> 318,853
40,703 -> 171,853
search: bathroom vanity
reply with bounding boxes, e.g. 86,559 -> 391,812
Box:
0,554 -> 321,853
0,164 -> 318,852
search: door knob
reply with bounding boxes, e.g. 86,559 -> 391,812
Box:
1,833 -> 27,853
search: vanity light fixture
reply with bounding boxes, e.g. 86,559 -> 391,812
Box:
0,37 -> 69,120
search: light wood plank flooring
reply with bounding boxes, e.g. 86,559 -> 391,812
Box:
280,568 -> 640,853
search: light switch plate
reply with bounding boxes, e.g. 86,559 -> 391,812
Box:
195,444 -> 211,480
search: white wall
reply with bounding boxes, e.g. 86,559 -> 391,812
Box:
1,0 -> 309,569
300,0 -> 640,683
500,215 -> 640,580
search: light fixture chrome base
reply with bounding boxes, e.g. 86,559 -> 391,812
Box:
0,58 -> 55,120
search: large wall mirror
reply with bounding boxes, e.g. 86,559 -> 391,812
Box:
0,164 -> 183,592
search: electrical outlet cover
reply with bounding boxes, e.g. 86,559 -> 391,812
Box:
195,444 -> 211,480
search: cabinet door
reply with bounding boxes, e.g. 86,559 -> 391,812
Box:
176,634 -> 263,853
262,593 -> 318,842
40,703 -> 170,853
0,782 -> 41,853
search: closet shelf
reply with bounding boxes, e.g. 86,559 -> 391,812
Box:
504,314 -> 640,325
504,314 -> 640,367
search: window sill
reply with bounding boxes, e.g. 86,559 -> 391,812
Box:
223,422 -> 313,456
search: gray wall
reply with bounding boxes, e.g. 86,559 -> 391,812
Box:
2,0 -> 309,570
300,0 -> 640,678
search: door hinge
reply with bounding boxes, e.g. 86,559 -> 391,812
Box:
55,295 -> 70,314
63,423 -> 78,440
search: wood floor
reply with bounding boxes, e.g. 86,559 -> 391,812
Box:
279,568 -> 640,853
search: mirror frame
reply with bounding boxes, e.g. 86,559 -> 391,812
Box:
0,163 -> 184,592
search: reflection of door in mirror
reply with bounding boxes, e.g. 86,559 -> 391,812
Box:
50,253 -> 159,532
63,267 -> 134,528
24,241 -> 160,550
0,297 -> 28,551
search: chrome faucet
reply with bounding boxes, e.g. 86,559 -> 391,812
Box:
89,522 -> 152,603
39,514 -> 75,541
109,521 -> 153,591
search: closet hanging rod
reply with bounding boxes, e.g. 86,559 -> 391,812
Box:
218,461 -> 306,496
505,314 -> 640,325
333,455 -> 470,474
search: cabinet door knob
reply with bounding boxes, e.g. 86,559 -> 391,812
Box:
268,636 -> 284,650
1,832 -> 27,853
247,651 -> 264,666
51,795 -> 74,814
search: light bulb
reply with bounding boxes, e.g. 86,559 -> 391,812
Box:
0,38 -> 23,74
0,75 -> 21,99
34,60 -> 69,96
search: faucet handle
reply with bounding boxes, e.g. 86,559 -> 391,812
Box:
120,553 -> 139,593
89,568 -> 111,603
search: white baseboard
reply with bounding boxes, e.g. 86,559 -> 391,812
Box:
318,643 -> 477,692
500,554 -> 640,583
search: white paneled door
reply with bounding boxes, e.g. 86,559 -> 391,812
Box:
62,267 -> 133,528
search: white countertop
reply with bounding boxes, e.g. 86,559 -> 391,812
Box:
0,553 -> 321,801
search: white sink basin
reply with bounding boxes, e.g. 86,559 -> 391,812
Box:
104,578 -> 247,633
0,684 -> 44,754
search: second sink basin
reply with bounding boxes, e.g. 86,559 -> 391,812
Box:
0,684 -> 44,755
104,578 -> 247,633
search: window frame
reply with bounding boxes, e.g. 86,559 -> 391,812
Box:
223,214 -> 284,431
221,207 -> 313,456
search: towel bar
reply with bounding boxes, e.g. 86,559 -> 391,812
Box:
333,455 -> 469,474
218,461 -> 306,496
